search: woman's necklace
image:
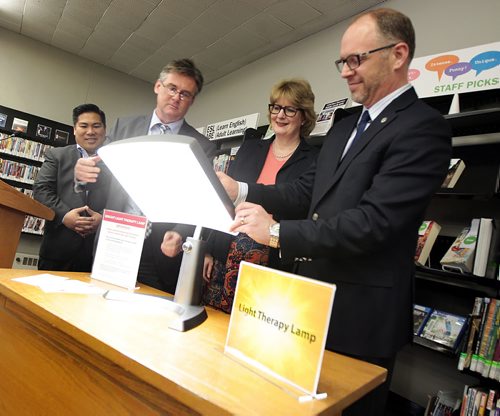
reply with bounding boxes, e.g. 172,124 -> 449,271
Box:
272,141 -> 300,160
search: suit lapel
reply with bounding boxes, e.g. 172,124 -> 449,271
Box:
310,116 -> 356,207
312,88 -> 418,208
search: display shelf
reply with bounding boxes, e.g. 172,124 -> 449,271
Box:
413,336 -> 458,357
445,107 -> 500,136
0,150 -> 44,165
416,265 -> 500,297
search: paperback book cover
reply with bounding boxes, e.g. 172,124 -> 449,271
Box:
441,158 -> 466,188
472,218 -> 494,277
309,98 -> 349,137
415,220 -> 441,266
440,221 -> 479,274
413,304 -> 433,336
421,309 -> 468,350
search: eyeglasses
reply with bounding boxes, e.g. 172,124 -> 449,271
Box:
160,81 -> 194,101
268,104 -> 301,117
334,43 -> 397,73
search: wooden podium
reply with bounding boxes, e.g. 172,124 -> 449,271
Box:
0,179 -> 54,267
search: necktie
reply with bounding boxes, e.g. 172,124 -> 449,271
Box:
158,123 -> 170,134
352,110 -> 371,144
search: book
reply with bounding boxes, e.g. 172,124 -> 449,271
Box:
483,302 -> 500,378
473,218 -> 494,277
471,297 -> 491,372
440,221 -> 479,274
309,98 -> 349,136
441,158 -> 466,188
429,390 -> 461,416
458,297 -> 485,371
420,309 -> 468,351
11,117 -> 28,133
415,221 -> 441,266
475,298 -> 498,375
490,338 -> 500,381
414,304 -> 433,336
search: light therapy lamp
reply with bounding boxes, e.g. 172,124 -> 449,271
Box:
98,135 -> 235,331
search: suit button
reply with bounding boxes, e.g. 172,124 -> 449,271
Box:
312,213 -> 319,221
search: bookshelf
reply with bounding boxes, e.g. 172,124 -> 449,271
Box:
408,88 -> 500,410
0,105 -> 74,235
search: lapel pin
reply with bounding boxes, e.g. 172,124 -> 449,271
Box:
380,117 -> 388,123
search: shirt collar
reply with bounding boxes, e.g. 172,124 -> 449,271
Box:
149,111 -> 184,135
76,144 -> 94,158
363,83 -> 412,122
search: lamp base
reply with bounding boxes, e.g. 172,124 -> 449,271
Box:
168,304 -> 208,332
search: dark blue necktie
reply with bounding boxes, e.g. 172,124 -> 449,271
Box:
352,110 -> 371,143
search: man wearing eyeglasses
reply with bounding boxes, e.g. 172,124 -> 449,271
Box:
218,8 -> 452,416
75,59 -> 215,293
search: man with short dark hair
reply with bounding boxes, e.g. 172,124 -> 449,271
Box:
75,59 -> 215,293
218,8 -> 452,416
34,103 -> 110,271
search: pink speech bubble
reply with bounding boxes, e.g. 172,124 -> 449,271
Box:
425,55 -> 459,81
408,68 -> 421,82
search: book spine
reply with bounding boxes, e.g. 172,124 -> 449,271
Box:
462,297 -> 485,370
471,298 -> 491,372
477,299 -> 498,375
483,300 -> 500,377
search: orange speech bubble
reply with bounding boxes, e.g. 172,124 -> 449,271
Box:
425,55 -> 459,81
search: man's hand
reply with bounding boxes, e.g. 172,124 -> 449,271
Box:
216,171 -> 239,202
160,231 -> 183,257
203,254 -> 214,282
62,206 -> 101,237
75,156 -> 102,183
81,207 -> 102,234
230,202 -> 276,245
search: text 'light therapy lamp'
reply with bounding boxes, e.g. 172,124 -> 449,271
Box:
98,135 -> 235,331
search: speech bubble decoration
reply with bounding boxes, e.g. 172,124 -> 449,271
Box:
470,51 -> 500,76
425,55 -> 459,81
408,68 -> 421,82
445,62 -> 472,81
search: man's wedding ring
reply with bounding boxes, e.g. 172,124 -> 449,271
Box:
240,216 -> 246,225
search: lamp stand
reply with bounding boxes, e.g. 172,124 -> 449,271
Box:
168,226 -> 207,331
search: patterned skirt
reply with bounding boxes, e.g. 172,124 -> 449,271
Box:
203,233 -> 269,313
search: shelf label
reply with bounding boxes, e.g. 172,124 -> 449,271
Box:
205,113 -> 259,141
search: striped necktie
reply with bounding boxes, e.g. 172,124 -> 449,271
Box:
158,123 -> 170,134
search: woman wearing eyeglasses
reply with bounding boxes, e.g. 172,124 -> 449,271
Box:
203,78 -> 319,313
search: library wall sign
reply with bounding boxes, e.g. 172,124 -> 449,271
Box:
205,113 -> 259,141
224,262 -> 336,400
410,41 -> 499,97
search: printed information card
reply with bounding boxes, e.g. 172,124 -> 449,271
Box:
225,262 -> 336,399
91,209 -> 147,290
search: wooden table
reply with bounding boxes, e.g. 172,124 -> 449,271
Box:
0,269 -> 386,415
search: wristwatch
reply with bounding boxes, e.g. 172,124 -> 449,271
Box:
269,222 -> 280,249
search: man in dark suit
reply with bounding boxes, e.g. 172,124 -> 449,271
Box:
218,9 -> 452,416
34,104 -> 110,272
75,59 -> 216,293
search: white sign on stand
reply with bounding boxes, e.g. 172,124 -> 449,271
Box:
91,209 -> 147,290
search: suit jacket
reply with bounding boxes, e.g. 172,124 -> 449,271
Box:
247,88 -> 452,357
34,145 -> 111,265
210,135 -> 319,268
